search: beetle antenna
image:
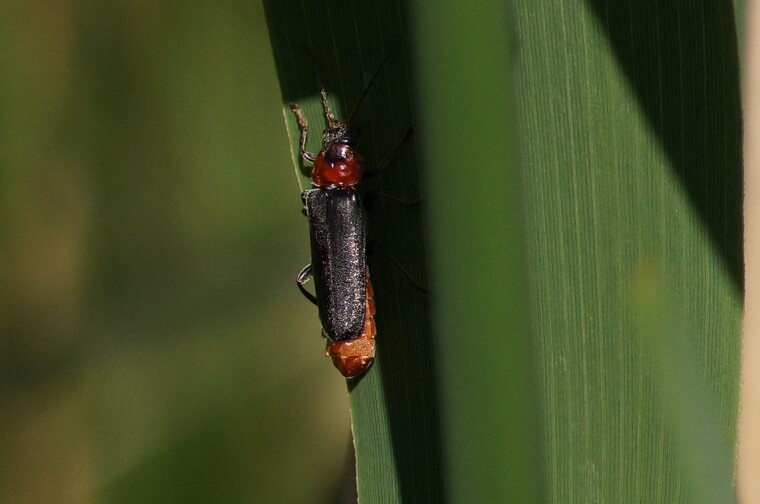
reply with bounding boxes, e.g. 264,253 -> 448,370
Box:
301,44 -> 339,126
347,41 -> 400,123
320,89 -> 337,126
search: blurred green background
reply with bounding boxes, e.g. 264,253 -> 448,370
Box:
0,1 -> 353,502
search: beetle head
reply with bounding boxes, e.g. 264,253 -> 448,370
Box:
322,122 -> 360,148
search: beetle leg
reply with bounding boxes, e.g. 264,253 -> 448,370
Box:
289,103 -> 317,163
362,187 -> 422,212
296,264 -> 319,305
365,126 -> 414,179
367,241 -> 430,295
301,191 -> 309,217
374,192 -> 422,208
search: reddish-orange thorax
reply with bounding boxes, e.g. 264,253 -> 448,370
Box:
311,143 -> 363,188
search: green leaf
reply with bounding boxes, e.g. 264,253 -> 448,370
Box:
265,0 -> 742,502
633,264 -> 735,504
263,2 -> 444,502
511,0 -> 742,501
413,2 -> 546,503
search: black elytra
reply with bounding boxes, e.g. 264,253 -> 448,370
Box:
291,51 -> 398,346
301,187 -> 368,342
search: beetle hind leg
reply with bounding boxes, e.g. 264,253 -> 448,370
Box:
296,264 -> 318,305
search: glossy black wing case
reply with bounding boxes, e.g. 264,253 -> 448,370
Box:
303,187 -> 367,341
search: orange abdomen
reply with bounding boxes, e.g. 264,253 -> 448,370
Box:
325,273 -> 376,378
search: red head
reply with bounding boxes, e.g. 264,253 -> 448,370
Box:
311,123 -> 363,188
307,44 -> 397,189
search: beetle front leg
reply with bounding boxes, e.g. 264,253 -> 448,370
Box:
289,103 -> 317,163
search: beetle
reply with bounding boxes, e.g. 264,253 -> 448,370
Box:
290,88 -> 376,379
